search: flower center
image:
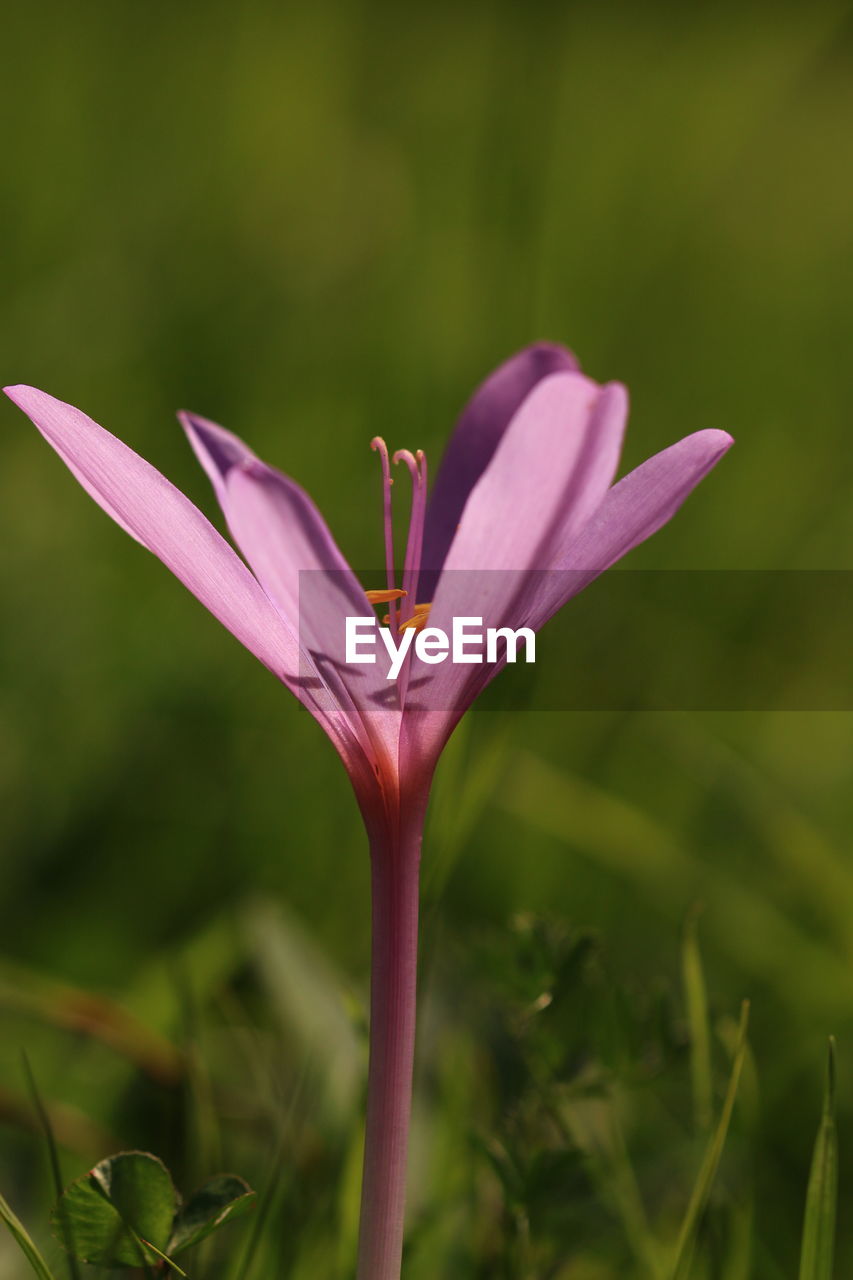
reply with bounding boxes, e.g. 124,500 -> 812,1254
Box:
369,437 -> 431,633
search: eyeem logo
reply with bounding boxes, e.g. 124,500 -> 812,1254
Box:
345,616 -> 536,680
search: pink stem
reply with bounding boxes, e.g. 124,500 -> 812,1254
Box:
356,814 -> 424,1280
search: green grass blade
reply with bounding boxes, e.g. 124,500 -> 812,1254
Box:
669,1000 -> 750,1280
172,958 -> 222,1184
0,1191 -> 57,1280
683,908 -> 713,1133
798,1037 -> 837,1280
21,1053 -> 64,1200
229,1135 -> 289,1280
22,1052 -> 82,1280
133,1233 -> 187,1277
722,1197 -> 754,1280
560,1093 -> 664,1280
717,1012 -> 759,1280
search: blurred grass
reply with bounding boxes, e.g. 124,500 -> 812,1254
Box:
798,1038 -> 837,1280
2,0 -> 853,1275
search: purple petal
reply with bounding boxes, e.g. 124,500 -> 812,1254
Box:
181,411 -> 359,625
407,371 -> 626,741
436,374 -> 626,586
182,411 -> 401,769
181,409 -> 249,507
406,424 -> 732,772
525,427 -> 735,631
4,386 -> 369,773
4,386 -> 302,678
420,342 -> 579,585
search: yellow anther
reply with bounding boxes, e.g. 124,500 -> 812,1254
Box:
365,588 -> 408,605
398,603 -> 432,632
380,604 -> 432,630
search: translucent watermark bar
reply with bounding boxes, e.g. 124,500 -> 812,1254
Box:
298,569 -> 853,712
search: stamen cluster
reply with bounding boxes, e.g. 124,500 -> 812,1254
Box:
368,438 -> 431,633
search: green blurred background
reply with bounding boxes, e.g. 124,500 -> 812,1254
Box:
2,1 -> 853,1276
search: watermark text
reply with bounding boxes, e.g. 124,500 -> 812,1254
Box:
346,616 -> 536,680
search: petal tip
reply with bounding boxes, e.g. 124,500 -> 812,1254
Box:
4,383 -> 32,403
676,427 -> 735,463
525,338 -> 576,356
178,408 -> 209,436
601,379 -> 630,411
520,339 -> 581,374
706,428 -> 735,454
4,384 -> 58,416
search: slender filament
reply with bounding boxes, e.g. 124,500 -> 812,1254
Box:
392,449 -> 427,627
370,437 -> 399,632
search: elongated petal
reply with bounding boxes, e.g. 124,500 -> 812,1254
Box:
180,412 -> 358,624
4,386 -> 367,774
181,410 -> 249,507
433,373 -> 626,610
406,372 -> 626,741
524,427 -> 735,631
420,342 -> 579,585
182,412 -> 400,771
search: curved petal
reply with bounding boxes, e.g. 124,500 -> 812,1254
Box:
420,342 -> 579,587
181,412 -> 401,773
181,409 -> 249,507
405,372 -> 626,753
181,411 -> 361,630
523,427 -> 735,631
431,373 -> 626,619
4,386 -> 364,774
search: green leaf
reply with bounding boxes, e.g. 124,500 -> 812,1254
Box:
168,1175 -> 256,1256
669,1000 -> 750,1280
798,1037 -> 838,1280
52,1151 -> 178,1268
0,1191 -> 57,1280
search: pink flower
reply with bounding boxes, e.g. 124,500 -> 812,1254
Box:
5,343 -> 732,1280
